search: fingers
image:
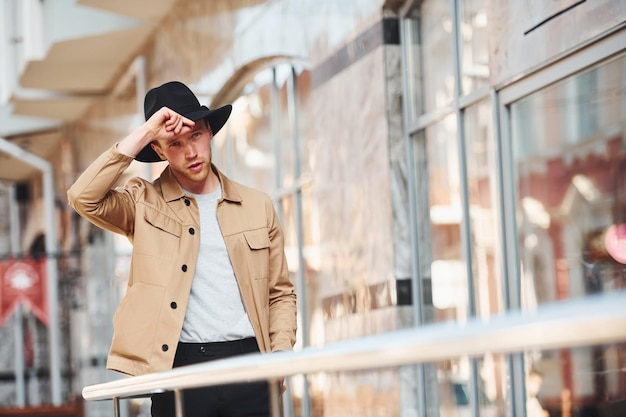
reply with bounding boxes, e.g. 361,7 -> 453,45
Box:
163,110 -> 195,134
150,107 -> 195,136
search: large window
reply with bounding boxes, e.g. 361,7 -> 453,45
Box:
510,53 -> 626,417
512,54 -> 626,306
402,1 -> 508,416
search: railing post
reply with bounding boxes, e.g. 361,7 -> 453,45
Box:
113,397 -> 120,417
269,380 -> 280,417
174,389 -> 184,417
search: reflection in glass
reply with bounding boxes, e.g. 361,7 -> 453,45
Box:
511,53 -> 626,307
414,114 -> 466,325
511,53 -> 626,416
312,369 -> 400,417
478,355 -> 508,417
459,0 -> 489,94
436,355 -> 507,417
403,1 -> 455,119
524,343 -> 626,417
465,101 -> 503,318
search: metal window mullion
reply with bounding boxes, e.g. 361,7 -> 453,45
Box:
405,86 -> 490,134
450,0 -> 475,320
271,67 -> 283,218
288,66 -> 307,347
399,12 -> 427,417
494,88 -> 527,417
406,106 -> 455,134
287,65 -> 311,417
9,183 -> 25,407
450,2 -> 480,417
498,103 -> 521,311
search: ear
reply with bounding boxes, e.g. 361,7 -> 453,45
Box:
150,142 -> 167,161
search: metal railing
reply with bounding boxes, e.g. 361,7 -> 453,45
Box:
83,291 -> 626,417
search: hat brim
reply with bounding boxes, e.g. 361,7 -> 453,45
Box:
135,104 -> 233,163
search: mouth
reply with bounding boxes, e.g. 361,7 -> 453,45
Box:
188,161 -> 203,172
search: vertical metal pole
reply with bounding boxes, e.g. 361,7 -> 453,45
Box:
269,380 -> 281,417
449,2 -> 481,417
496,88 -> 527,417
174,389 -> 185,417
9,184 -> 26,407
5,0 -> 28,405
13,306 -> 26,406
113,397 -> 121,417
272,67 -> 283,195
27,313 -> 40,405
43,164 -> 62,405
288,66 -> 311,417
399,14 -> 427,417
133,56 -> 151,181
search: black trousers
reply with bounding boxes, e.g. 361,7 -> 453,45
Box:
151,338 -> 272,417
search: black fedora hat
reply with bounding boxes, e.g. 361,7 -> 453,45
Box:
136,81 -> 232,162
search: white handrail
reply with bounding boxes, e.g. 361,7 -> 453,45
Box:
83,291 -> 626,402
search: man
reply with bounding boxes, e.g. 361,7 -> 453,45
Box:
68,81 -> 297,417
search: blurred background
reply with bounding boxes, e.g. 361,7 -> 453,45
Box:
0,0 -> 625,416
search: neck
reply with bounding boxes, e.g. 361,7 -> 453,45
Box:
176,166 -> 220,195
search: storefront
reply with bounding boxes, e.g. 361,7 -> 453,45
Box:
399,1 -> 626,416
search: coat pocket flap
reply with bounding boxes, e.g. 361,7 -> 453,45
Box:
243,229 -> 270,250
143,206 -> 182,237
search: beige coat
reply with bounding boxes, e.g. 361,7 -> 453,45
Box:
67,145 -> 297,376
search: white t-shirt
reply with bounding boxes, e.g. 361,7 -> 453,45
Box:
179,184 -> 255,343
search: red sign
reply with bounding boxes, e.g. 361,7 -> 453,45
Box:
0,258 -> 48,327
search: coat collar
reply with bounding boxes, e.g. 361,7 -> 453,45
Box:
159,164 -> 242,203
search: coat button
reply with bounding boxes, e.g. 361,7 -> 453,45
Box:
182,264 -> 188,272
189,227 -> 195,235
161,344 -> 169,352
170,301 -> 177,309
184,199 -> 190,206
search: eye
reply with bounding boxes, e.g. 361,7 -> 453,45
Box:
192,131 -> 202,139
169,141 -> 180,148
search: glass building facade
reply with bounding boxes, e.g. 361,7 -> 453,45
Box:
397,1 -> 626,417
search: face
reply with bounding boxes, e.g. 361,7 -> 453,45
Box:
151,119 -> 216,193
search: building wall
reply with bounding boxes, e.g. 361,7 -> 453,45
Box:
488,0 -> 626,85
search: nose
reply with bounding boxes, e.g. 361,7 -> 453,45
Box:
185,142 -> 197,159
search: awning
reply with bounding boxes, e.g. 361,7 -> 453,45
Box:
9,0 -> 180,121
12,25 -> 155,122
0,131 -> 62,182
2,1 -> 169,181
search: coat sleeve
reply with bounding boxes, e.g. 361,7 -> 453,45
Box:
266,196 -> 298,352
67,145 -> 142,238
